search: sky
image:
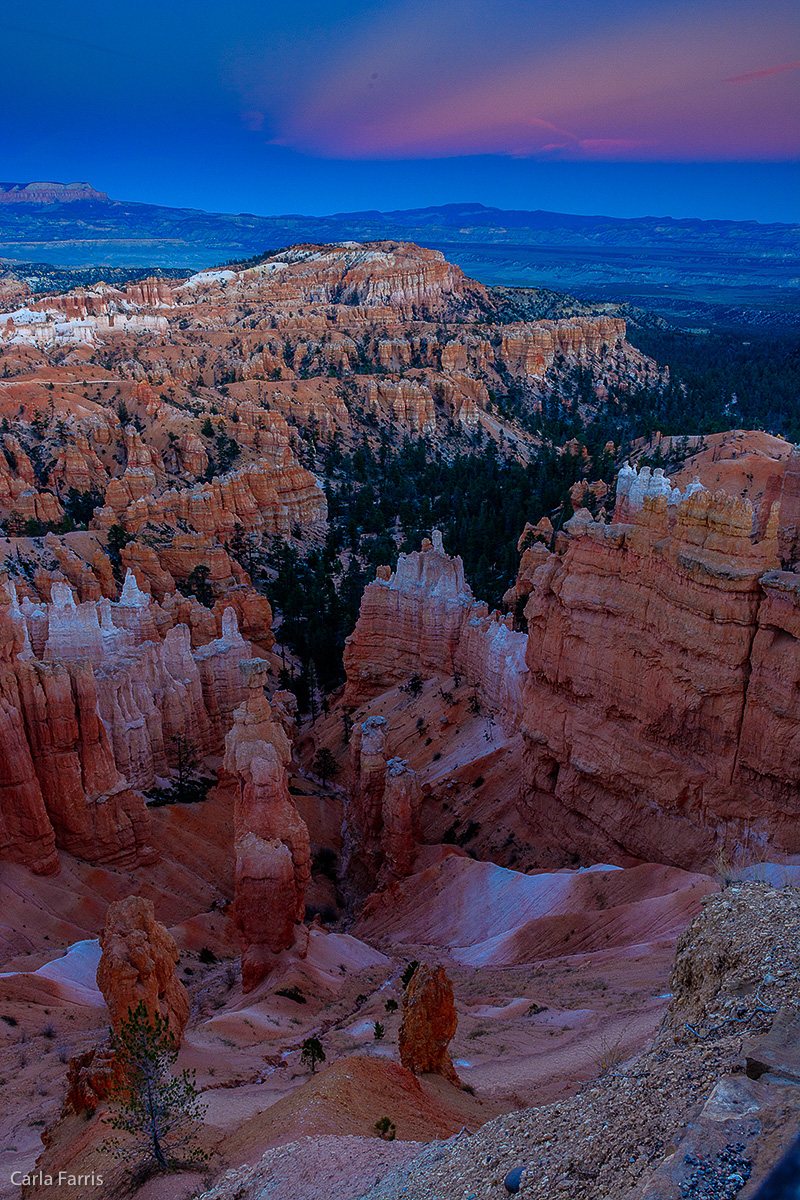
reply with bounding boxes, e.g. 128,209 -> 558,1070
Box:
2,0 -> 799,222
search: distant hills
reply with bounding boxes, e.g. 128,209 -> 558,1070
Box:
0,181 -> 109,205
1,184 -> 798,328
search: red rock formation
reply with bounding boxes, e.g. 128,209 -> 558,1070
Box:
125,277 -> 173,308
364,377 -> 435,434
381,758 -> 423,883
224,660 -> 311,990
500,317 -> 629,377
0,580 -> 158,870
399,963 -> 460,1086
182,242 -> 488,320
343,530 -> 527,730
0,241 -> 670,881
106,451 -> 326,541
519,484 -> 799,867
96,895 -> 190,1040
0,667 -> 59,874
341,460 -> 800,869
64,1043 -> 122,1116
345,715 -> 389,891
343,531 -> 478,698
344,716 -> 421,890
0,566 -> 261,872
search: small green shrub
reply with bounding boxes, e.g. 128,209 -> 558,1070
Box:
374,1116 -> 396,1140
276,985 -> 306,1004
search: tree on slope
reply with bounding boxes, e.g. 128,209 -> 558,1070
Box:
102,1002 -> 207,1176
313,746 -> 339,786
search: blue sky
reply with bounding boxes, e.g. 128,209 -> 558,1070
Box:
3,0 -> 798,222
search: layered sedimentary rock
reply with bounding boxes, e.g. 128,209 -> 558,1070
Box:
399,963 -> 460,1086
0,667 -> 59,874
519,469 -> 800,867
104,449 -> 326,540
96,895 -> 190,1040
614,461 -> 704,522
342,458 -> 800,868
0,570 -> 256,873
343,530 -> 527,730
10,656 -> 154,867
183,242 -> 488,319
0,181 -> 109,204
500,317 -> 627,377
364,377 -> 435,434
0,576 -> 156,872
223,660 -> 310,990
345,716 -> 422,890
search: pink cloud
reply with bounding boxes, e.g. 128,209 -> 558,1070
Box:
578,138 -> 652,156
234,0 -> 800,161
725,61 -> 800,83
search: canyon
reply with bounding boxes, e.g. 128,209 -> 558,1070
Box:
0,243 -> 797,1200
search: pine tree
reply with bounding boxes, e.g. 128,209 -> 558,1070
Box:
300,1036 -> 326,1074
171,734 -> 198,791
102,1002 -> 207,1175
313,746 -> 339,786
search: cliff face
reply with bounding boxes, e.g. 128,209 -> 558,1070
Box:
223,660 -> 310,990
0,571 -> 257,874
342,463 -> 800,869
343,530 -> 527,731
519,471 -> 800,867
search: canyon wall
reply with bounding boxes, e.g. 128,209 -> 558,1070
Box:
0,570 -> 257,874
343,530 -> 528,732
519,474 -> 800,867
343,466 -> 800,869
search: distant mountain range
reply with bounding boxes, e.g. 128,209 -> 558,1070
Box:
1,183 -> 798,328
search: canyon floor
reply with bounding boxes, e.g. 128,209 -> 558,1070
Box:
0,752 -> 718,1199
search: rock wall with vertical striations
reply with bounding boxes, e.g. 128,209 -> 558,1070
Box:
342,459 -> 800,870
343,530 -> 527,731
0,569 -> 259,873
223,660 -> 310,990
518,475 -> 800,868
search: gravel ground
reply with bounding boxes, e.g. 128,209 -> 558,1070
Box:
200,1136 -> 427,1200
354,884 -> 800,1200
